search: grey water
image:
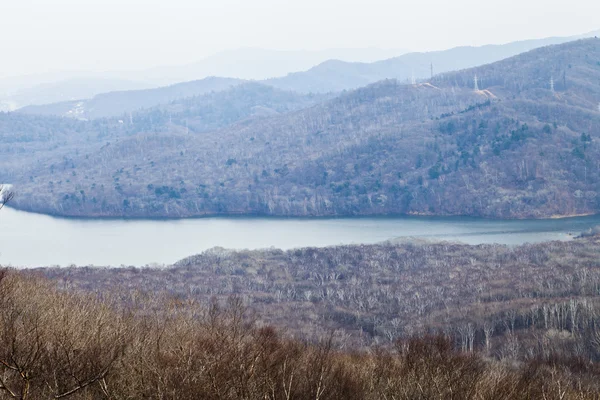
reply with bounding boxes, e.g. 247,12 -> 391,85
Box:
0,207 -> 598,267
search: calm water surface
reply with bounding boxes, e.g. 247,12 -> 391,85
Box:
0,207 -> 598,267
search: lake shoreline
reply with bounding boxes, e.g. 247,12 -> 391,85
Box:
6,205 -> 599,223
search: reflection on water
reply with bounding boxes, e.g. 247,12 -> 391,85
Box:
0,207 -> 598,267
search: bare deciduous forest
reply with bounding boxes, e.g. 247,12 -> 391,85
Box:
0,235 -> 594,398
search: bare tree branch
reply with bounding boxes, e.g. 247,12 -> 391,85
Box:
0,184 -> 14,211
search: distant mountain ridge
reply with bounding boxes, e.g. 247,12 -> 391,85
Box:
134,47 -> 410,85
266,30 -> 600,93
0,78 -> 154,112
14,30 -> 600,119
0,47 -> 408,110
18,77 -> 245,120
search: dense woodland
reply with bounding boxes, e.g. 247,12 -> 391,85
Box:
0,235 -> 598,398
1,39 -> 600,219
37,236 -> 600,351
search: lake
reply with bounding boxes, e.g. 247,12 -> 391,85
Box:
0,207 -> 598,267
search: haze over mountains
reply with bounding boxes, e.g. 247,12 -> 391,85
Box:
18,77 -> 245,120
267,30 -> 600,93
3,38 -> 600,220
133,47 -> 411,85
0,78 -> 155,113
3,29 -> 599,113
0,47 -> 407,111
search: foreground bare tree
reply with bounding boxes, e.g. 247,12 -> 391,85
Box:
0,273 -> 132,399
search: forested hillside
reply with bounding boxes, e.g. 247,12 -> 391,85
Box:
0,82 -> 329,217
37,235 -> 600,349
3,39 -> 600,219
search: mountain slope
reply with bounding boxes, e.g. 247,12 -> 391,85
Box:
18,77 -> 245,120
0,82 -> 331,196
1,78 -> 154,110
4,39 -> 600,219
267,31 -> 600,93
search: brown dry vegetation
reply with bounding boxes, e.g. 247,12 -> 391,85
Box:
0,235 -> 593,398
2,267 -> 600,399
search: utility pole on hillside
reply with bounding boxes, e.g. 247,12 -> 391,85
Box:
411,70 -> 416,85
474,75 -> 479,91
430,63 -> 434,80
550,76 -> 555,93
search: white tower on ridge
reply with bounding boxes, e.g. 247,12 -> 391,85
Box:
550,76 -> 555,93
411,70 -> 417,85
474,75 -> 479,91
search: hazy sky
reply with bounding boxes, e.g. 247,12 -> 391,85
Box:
1,0 -> 599,77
